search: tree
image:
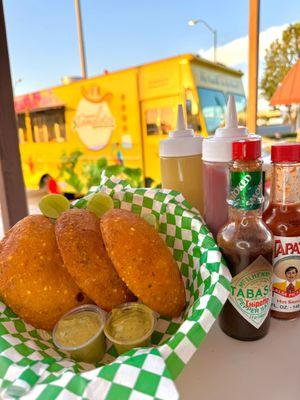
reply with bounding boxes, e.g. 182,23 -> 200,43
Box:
261,23 -> 300,100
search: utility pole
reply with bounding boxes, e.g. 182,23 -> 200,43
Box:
0,0 -> 28,230
74,0 -> 87,79
213,29 -> 217,63
247,0 -> 260,133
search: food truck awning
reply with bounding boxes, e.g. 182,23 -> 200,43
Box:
14,92 -> 66,114
270,60 -> 300,106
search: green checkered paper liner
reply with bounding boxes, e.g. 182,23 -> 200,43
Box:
0,176 -> 231,400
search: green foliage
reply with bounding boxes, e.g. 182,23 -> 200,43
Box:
123,167 -> 143,188
82,157 -> 108,189
59,151 -> 84,193
261,23 -> 300,100
58,151 -> 143,194
104,164 -> 124,178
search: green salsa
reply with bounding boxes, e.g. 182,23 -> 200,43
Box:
108,307 -> 153,342
55,311 -> 101,348
104,303 -> 154,355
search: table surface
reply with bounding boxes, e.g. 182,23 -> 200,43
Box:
177,317 -> 300,400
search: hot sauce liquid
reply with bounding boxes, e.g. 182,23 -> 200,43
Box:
218,218 -> 273,341
263,202 -> 300,319
219,246 -> 273,340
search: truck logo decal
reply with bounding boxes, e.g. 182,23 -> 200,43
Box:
73,86 -> 115,151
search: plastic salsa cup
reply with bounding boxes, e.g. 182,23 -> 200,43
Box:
104,302 -> 155,355
52,304 -> 106,363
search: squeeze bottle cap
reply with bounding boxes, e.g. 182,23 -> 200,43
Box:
202,95 -> 249,162
215,95 -> 248,138
160,104 -> 203,157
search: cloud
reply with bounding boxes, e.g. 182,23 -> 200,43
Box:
199,24 -> 288,67
198,24 -> 289,97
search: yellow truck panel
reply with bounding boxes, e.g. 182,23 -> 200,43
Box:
15,54 -> 245,191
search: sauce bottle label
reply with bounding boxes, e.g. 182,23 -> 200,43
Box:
272,236 -> 300,313
228,171 -> 263,210
228,255 -> 272,329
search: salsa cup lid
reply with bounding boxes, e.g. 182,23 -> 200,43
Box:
52,304 -> 106,352
104,302 -> 155,346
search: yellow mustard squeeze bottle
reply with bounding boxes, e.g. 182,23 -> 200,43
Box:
159,104 -> 204,214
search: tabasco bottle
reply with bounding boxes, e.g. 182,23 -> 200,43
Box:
263,143 -> 300,319
218,138 -> 273,341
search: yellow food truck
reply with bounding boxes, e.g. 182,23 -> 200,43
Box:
15,53 -> 245,192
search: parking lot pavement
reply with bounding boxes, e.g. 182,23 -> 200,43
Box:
0,189 -> 45,239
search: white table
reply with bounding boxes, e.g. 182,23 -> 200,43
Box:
177,317 -> 300,400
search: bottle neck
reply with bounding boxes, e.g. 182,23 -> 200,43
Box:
270,162 -> 300,205
228,207 -> 262,220
227,158 -> 263,218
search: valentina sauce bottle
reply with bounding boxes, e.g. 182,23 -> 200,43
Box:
263,143 -> 300,319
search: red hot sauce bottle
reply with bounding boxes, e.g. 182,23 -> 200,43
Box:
218,139 -> 273,341
263,143 -> 300,319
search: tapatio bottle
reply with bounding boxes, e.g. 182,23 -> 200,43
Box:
263,143 -> 300,319
218,138 -> 273,341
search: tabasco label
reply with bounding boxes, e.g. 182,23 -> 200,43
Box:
272,236 -> 300,313
229,256 -> 272,329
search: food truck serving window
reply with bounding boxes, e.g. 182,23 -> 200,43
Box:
198,87 -> 226,134
16,113 -> 28,143
146,107 -> 176,135
30,107 -> 66,143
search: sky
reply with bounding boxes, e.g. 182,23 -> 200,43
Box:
3,0 -> 299,98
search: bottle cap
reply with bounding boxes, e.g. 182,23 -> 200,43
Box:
202,95 -> 249,162
271,143 -> 300,163
159,104 -> 202,157
232,138 -> 261,161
